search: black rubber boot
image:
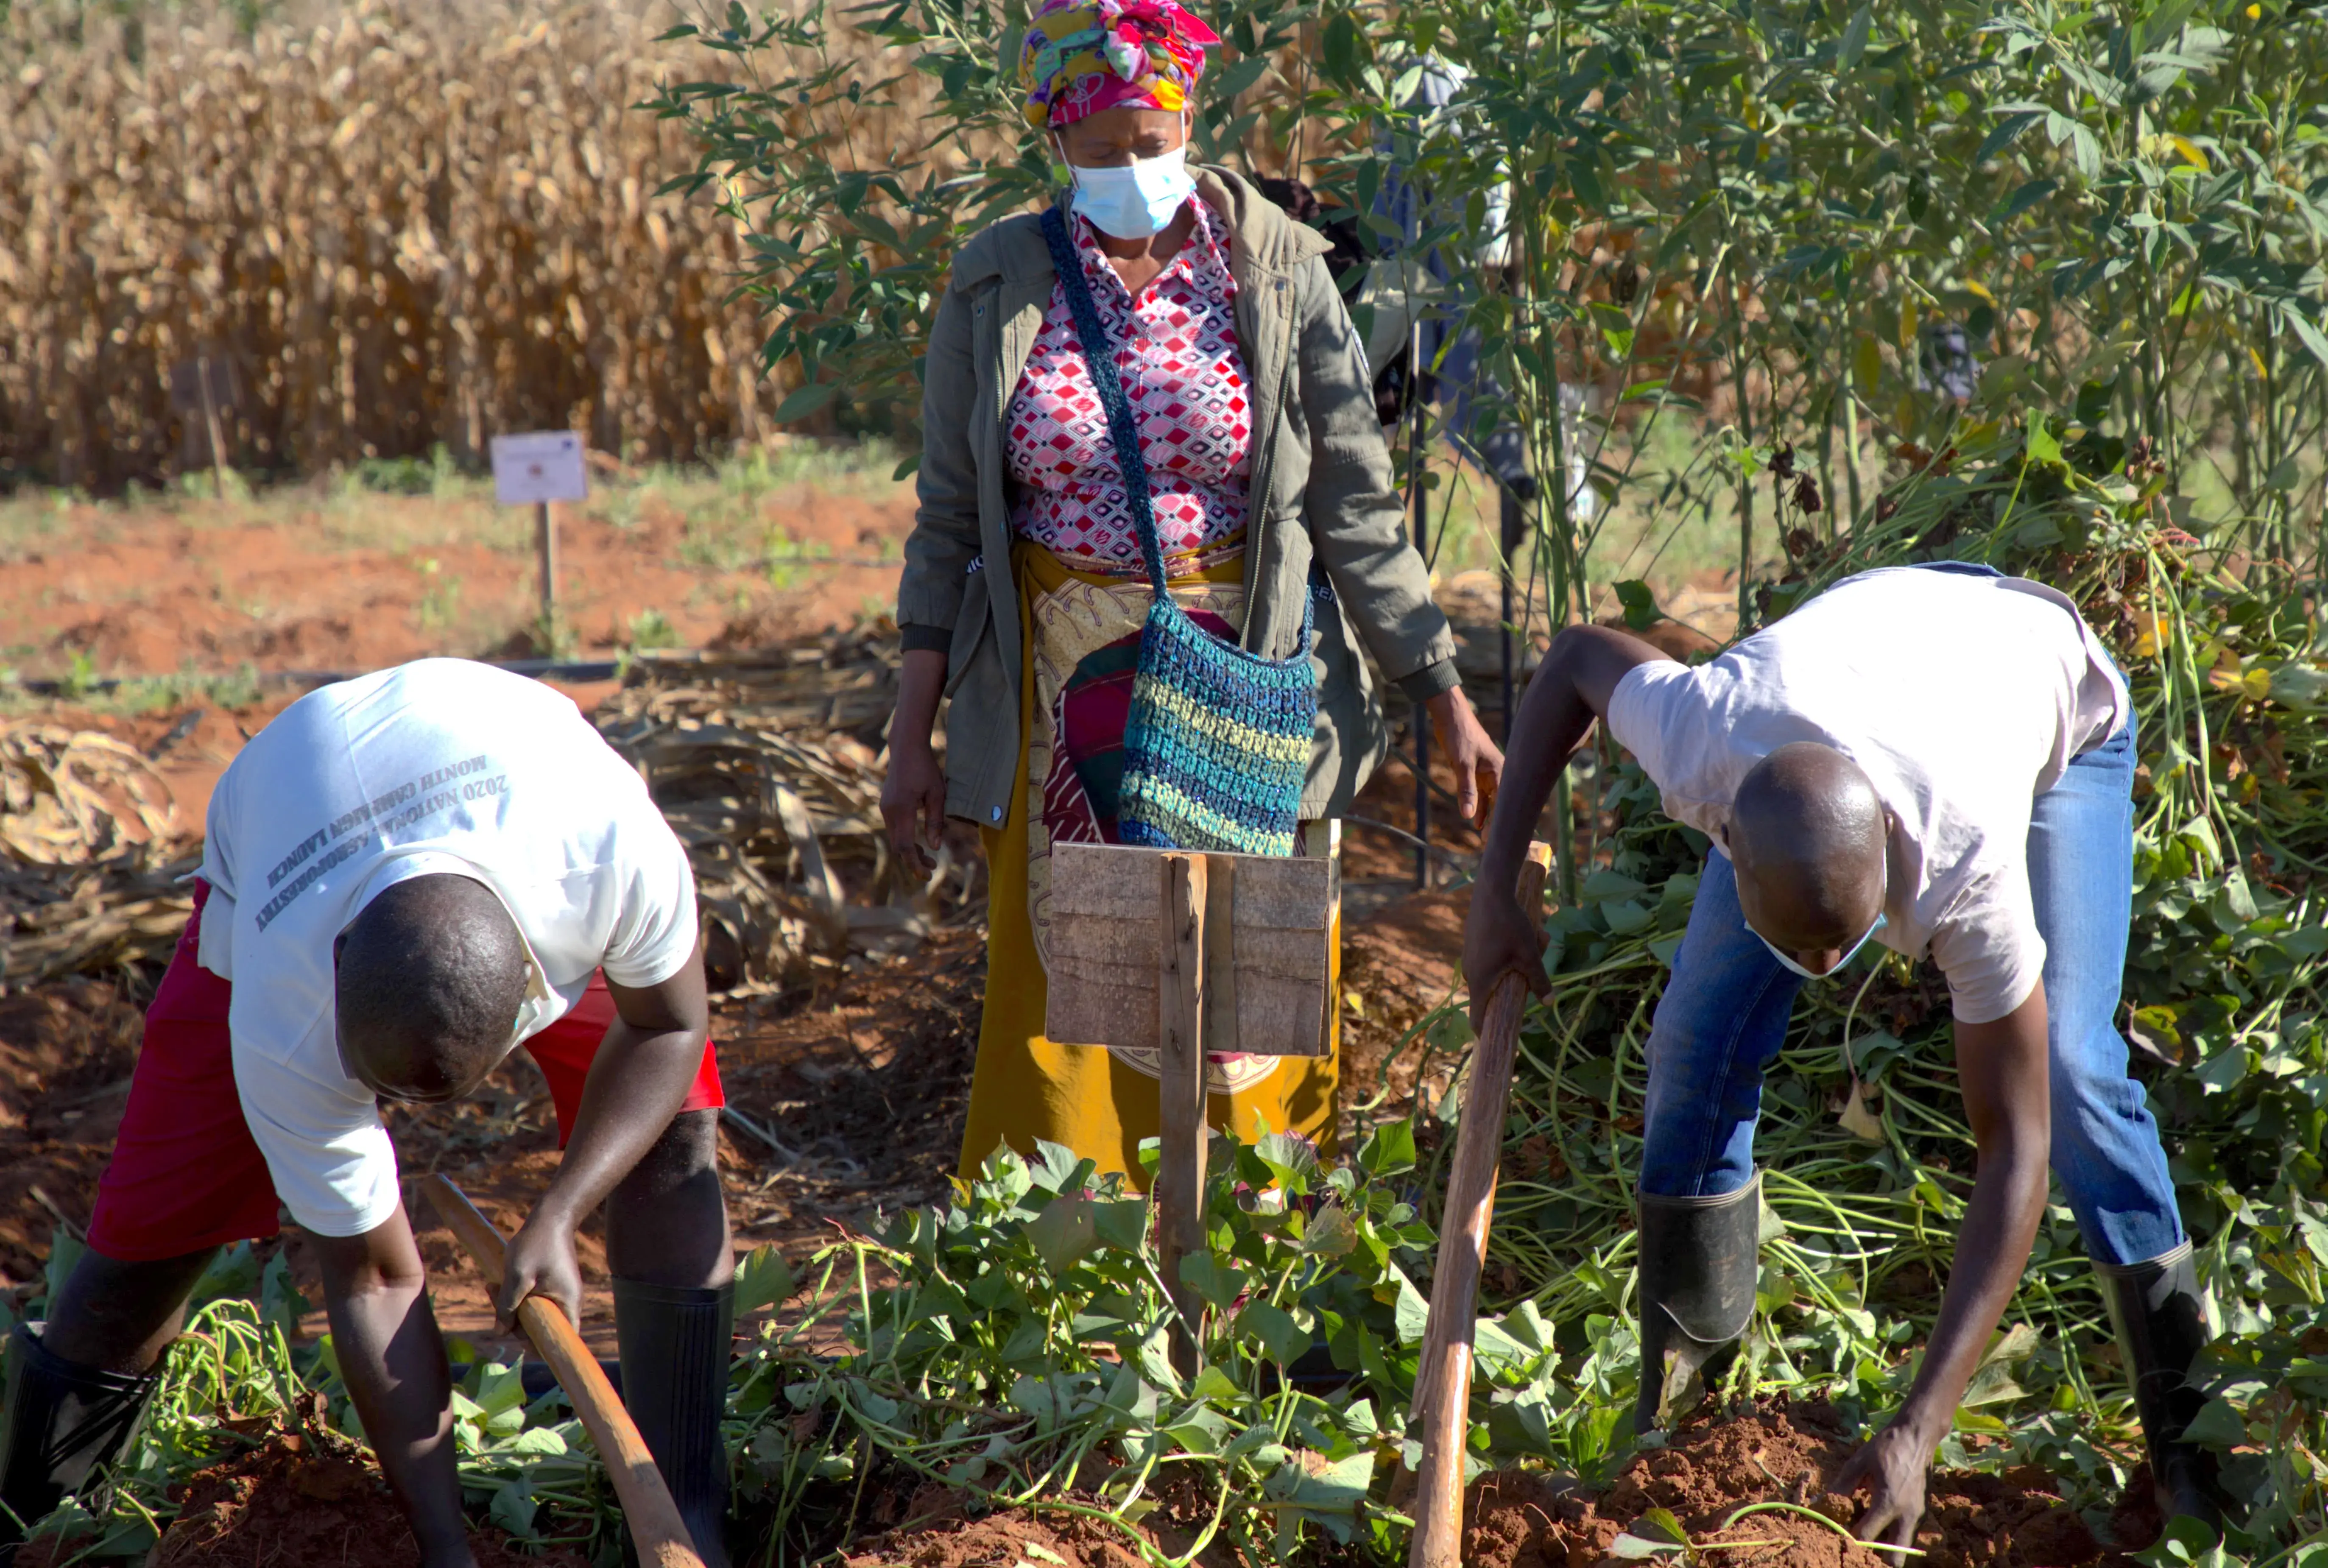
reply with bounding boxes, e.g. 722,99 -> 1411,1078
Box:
1634,1175 -> 1761,1437
613,1279 -> 734,1568
2096,1242 -> 2224,1528
0,1323 -> 161,1561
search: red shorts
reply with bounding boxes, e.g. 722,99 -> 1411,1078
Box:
87,882 -> 724,1261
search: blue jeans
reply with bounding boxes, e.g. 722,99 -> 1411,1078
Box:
1636,713 -> 2186,1268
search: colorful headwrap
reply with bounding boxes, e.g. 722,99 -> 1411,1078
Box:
1019,0 -> 1221,131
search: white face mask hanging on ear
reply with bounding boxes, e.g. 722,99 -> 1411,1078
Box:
1055,118 -> 1196,240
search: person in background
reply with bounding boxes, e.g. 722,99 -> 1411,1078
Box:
880,0 -> 1502,1179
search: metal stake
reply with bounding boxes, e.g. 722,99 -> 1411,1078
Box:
1499,481 -> 1525,744
1407,326 -> 1431,890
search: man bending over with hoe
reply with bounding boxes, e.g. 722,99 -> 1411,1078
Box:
1464,564 -> 2215,1550
0,660 -> 734,1567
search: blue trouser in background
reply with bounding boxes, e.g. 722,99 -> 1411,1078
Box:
1635,711 -> 2186,1268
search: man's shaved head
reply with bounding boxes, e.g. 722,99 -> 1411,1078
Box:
1727,742 -> 1889,959
335,874 -> 527,1102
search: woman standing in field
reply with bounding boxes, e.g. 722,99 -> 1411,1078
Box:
881,0 -> 1501,1178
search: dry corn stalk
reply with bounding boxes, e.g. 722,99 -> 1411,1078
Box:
0,0 -> 884,491
594,625 -> 937,996
1,721 -> 198,989
0,725 -> 179,865
0,627 -> 953,997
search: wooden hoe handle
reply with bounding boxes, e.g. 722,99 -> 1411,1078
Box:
421,1175 -> 709,1568
1405,841 -> 1555,1568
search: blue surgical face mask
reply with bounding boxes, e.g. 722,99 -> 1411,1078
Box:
1058,138 -> 1196,240
1750,909 -> 1888,980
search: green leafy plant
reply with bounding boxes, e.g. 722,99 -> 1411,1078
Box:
724,1125 -> 1620,1563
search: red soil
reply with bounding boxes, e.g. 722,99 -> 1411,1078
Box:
842,1503 -> 1149,1568
1464,1397 -> 2135,1568
17,1421 -> 589,1568
3,480 -> 913,684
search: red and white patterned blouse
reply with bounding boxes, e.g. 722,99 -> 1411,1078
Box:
1005,201 -> 1253,574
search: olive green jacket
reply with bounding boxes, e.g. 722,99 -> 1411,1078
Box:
896,166 -> 1460,828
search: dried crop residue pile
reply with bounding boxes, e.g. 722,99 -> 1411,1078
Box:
1465,1399 -> 2122,1568
16,1426 -> 585,1568
1,720 -> 198,990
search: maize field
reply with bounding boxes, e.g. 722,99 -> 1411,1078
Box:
0,0 -> 862,493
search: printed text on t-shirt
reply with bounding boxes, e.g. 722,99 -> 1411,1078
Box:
255,755 -> 505,932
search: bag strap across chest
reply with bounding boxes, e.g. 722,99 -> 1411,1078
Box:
1037,204 -> 1313,650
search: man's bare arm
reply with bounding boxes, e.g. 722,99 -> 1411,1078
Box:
1462,625 -> 1673,1023
311,1210 -> 476,1568
497,943 -> 712,1328
1836,982 -> 2053,1548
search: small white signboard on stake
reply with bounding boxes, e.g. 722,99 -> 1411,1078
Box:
490,430 -> 589,505
489,431 -> 588,634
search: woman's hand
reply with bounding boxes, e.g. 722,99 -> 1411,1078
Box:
883,648 -> 950,877
882,739 -> 947,877
1426,687 -> 1504,822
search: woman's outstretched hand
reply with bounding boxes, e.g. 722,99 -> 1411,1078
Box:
1427,687 -> 1505,823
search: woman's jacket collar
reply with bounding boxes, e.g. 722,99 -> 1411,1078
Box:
945,165 -> 1333,294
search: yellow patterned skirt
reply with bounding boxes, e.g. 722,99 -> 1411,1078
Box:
955,540 -> 1340,1182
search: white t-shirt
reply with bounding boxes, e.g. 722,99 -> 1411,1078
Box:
1604,568 -> 2126,1024
196,659 -> 698,1238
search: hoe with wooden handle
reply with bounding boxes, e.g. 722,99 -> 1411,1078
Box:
422,1174 -> 709,1568
1405,840 -> 1554,1568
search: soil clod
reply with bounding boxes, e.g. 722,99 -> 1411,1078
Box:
125,1426 -> 590,1568
1463,1398 -> 2120,1568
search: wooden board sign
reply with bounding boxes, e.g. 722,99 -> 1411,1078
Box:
1044,840 -> 1337,1058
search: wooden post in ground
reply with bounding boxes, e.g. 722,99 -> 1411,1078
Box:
196,354 -> 232,501
1043,840 -> 1336,1380
535,498 -> 558,633
1406,840 -> 1555,1568
1155,850 -> 1209,1378
491,433 -> 584,648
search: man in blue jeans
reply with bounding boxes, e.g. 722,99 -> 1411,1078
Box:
1464,565 -> 2214,1550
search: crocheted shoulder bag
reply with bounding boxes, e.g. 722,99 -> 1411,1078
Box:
1038,204 -> 1316,858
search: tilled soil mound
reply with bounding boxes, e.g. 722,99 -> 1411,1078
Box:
842,1509 -> 1149,1568
1464,1397 -> 2128,1568
835,1483 -> 1152,1568
19,1426 -> 593,1568
823,1473 -> 1271,1568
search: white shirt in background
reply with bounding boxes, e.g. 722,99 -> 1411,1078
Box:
196,659 -> 698,1237
1605,567 -> 2127,1024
